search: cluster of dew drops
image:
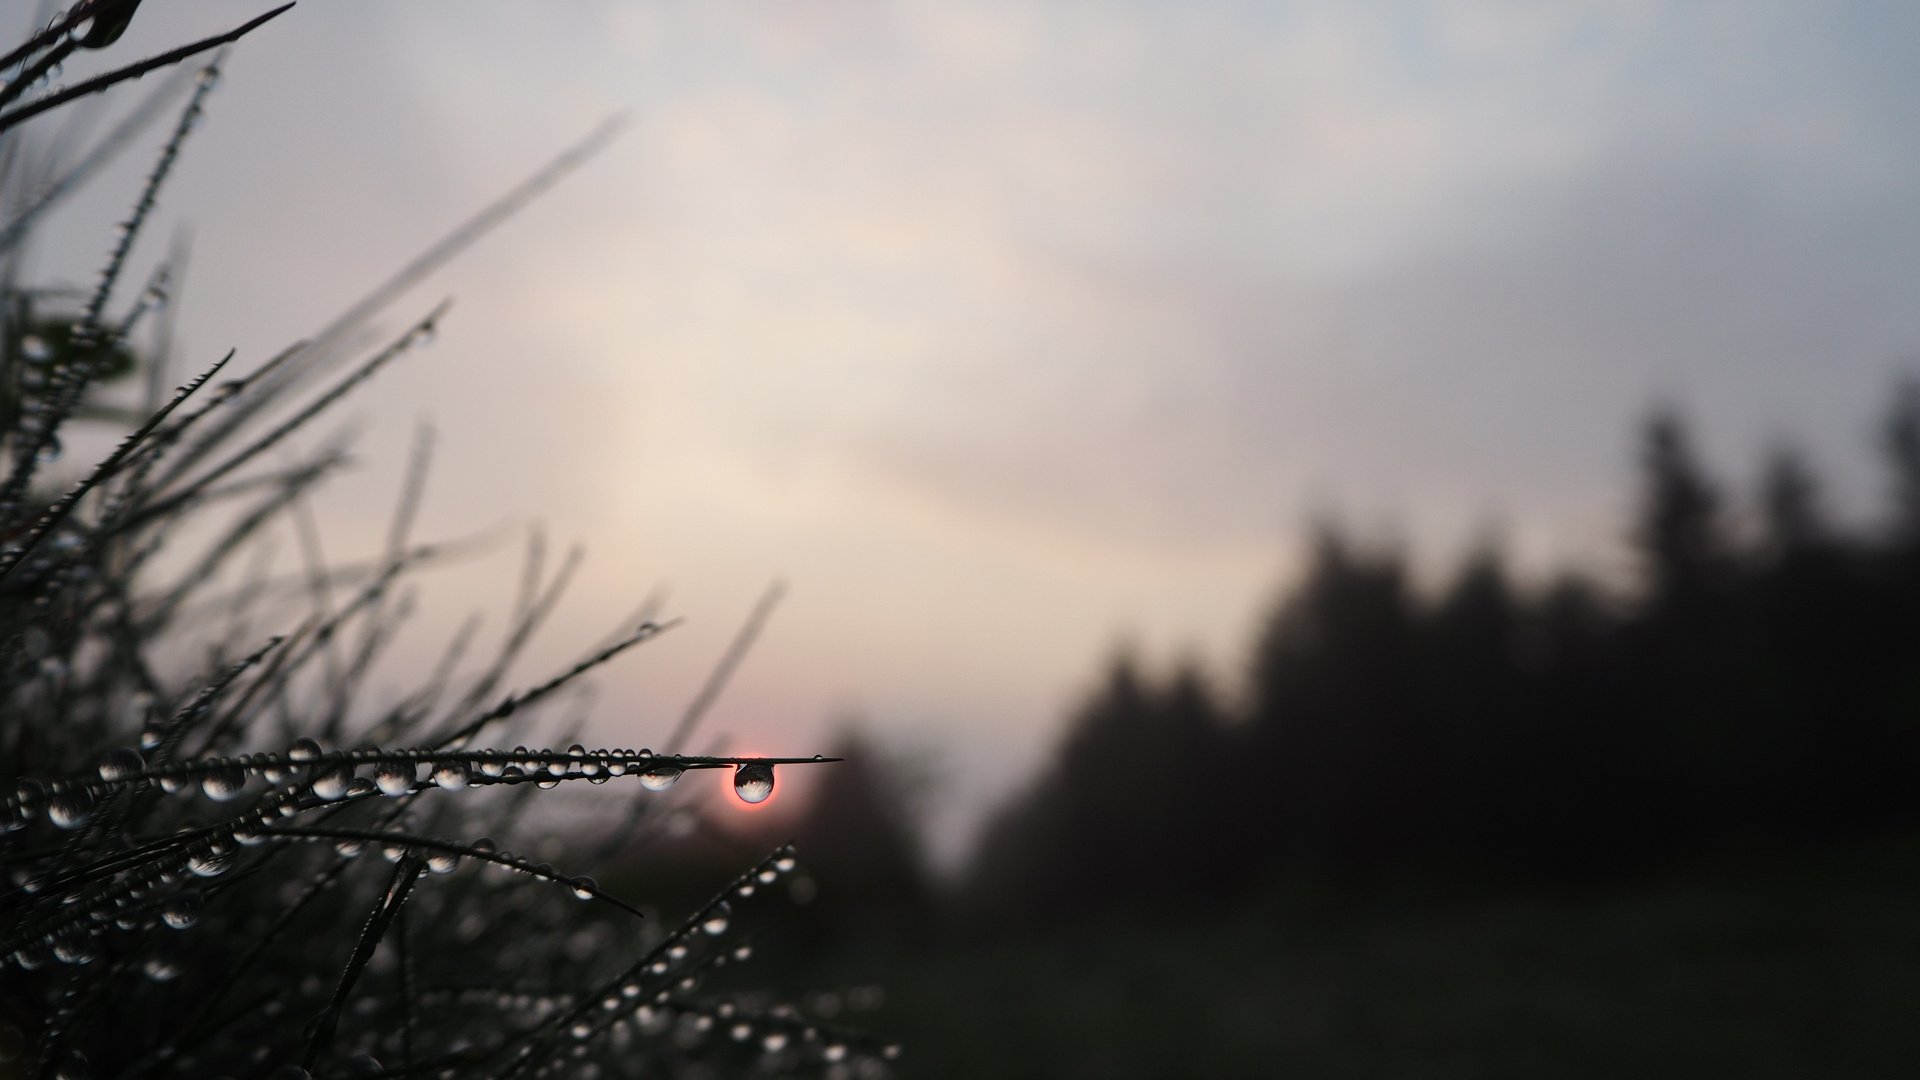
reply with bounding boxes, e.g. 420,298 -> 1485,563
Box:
7,735 -> 786,836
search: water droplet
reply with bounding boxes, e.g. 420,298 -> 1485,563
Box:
98,748 -> 144,781
733,763 -> 774,804
187,850 -> 234,877
13,942 -> 49,969
571,876 -> 598,900
345,777 -> 378,798
48,786 -> 94,828
335,840 -> 364,858
427,851 -> 459,874
757,868 -> 777,884
637,765 -> 681,791
432,759 -> 469,790
311,762 -> 353,800
731,1024 -> 753,1042
570,1022 -> 592,1040
733,944 -> 753,961
140,728 -> 164,750
774,855 -> 796,874
568,743 -> 586,758
537,777 -> 560,789
375,759 -> 416,796
737,883 -> 755,898
480,752 -> 507,777
701,902 -> 731,936
144,957 -> 180,982
382,844 -> 407,863
824,1044 -> 847,1062
201,764 -> 245,802
884,1044 -> 902,1059
288,737 -> 323,762
52,932 -> 95,964
162,890 -> 201,929
159,772 -> 188,794
762,1032 -> 788,1052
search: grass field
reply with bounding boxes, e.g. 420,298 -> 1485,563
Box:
798,838 -> 1920,1079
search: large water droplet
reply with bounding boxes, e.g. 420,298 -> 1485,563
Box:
311,762 -> 352,801
637,765 -> 681,792
733,763 -> 774,804
427,851 -> 459,874
432,759 -> 469,790
480,753 -> 506,778
375,759 -> 417,796
201,764 -> 245,802
161,889 -> 201,929
48,786 -> 93,828
288,737 -> 323,762
98,748 -> 144,782
187,850 -> 234,877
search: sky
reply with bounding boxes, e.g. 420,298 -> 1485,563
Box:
20,0 -> 1920,864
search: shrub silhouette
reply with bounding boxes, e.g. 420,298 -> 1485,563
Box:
0,8 -> 890,1079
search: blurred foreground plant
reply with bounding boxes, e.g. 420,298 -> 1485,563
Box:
0,7 -> 892,1080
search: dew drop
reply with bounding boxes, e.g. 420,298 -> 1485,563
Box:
427,852 -> 459,874
824,1045 -> 847,1063
311,762 -> 353,801
762,1032 -> 788,1053
757,868 -> 777,884
432,759 -> 469,790
13,943 -> 48,969
375,759 -> 417,796
161,889 -> 201,929
98,748 -> 144,781
571,876 -> 598,900
335,840 -> 364,858
48,786 -> 93,828
733,763 -> 774,804
480,753 -> 507,777
187,850 -> 234,878
637,765 -> 681,792
139,727 -> 164,750
143,957 -> 180,982
731,1024 -> 753,1043
288,737 -> 323,762
52,933 -> 95,964
346,777 -> 378,798
201,764 -> 246,802
774,854 -> 797,874
701,902 -> 731,936
158,773 -> 188,794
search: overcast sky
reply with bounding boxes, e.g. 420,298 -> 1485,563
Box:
21,0 -> 1920,861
